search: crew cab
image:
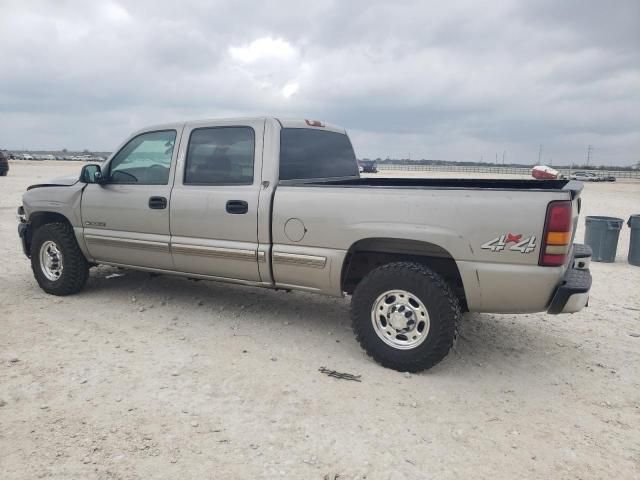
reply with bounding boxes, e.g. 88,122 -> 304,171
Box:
17,117 -> 592,371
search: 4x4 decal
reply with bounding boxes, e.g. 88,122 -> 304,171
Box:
481,234 -> 536,253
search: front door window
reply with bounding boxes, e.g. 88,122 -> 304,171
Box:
109,130 -> 176,185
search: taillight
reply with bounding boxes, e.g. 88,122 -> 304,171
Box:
539,200 -> 572,266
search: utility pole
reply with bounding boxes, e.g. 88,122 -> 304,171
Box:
495,153 -> 498,164
502,150 -> 506,165
538,144 -> 542,164
586,145 -> 593,167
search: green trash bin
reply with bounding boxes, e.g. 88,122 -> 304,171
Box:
628,214 -> 640,266
584,216 -> 624,263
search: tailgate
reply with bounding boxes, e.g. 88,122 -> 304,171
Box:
565,180 -> 584,255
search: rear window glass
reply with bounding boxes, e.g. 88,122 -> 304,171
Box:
279,128 -> 359,180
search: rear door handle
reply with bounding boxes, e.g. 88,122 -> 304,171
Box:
149,196 -> 167,209
226,200 -> 248,214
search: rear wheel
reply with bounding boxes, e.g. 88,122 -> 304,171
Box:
31,223 -> 89,295
351,262 -> 461,372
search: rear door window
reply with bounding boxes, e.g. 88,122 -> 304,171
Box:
184,127 -> 255,185
279,128 -> 359,180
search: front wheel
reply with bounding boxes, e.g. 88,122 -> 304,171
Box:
351,262 -> 461,372
31,222 -> 89,295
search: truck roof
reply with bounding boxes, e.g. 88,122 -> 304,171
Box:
132,117 -> 347,136
276,118 -> 346,134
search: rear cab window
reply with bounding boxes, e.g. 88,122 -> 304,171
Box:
279,128 -> 359,181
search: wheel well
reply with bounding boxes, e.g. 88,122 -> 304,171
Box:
25,212 -> 73,251
341,238 -> 468,311
30,211 -> 72,232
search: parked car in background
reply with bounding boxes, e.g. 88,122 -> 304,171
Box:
0,150 -> 9,176
359,160 -> 378,173
20,153 -> 35,160
601,174 -> 616,182
570,171 -> 601,182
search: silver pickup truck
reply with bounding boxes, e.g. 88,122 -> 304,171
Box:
17,117 -> 592,371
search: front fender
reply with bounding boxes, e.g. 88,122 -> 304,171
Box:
21,183 -> 92,260
22,183 -> 85,228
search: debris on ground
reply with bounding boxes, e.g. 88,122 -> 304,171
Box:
324,474 -> 341,480
319,367 -> 362,382
105,273 -> 125,279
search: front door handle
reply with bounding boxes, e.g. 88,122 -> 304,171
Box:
226,200 -> 248,214
149,196 -> 167,209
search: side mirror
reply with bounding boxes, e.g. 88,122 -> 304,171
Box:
80,164 -> 106,184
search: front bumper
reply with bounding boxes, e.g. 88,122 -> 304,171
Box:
17,206 -> 31,258
547,244 -> 592,314
18,223 -> 31,257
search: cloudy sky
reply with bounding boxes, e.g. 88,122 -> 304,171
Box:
0,0 -> 638,165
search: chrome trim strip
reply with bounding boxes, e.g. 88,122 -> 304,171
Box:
98,261 -> 271,287
84,235 -> 169,253
257,251 -> 266,263
272,252 -> 327,268
274,282 -> 322,293
171,243 -> 257,262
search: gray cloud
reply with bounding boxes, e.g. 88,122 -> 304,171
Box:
0,0 -> 638,165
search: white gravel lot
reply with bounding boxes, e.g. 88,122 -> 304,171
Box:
1,161 -> 639,479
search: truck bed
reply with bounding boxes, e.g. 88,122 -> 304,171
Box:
272,174 -> 581,311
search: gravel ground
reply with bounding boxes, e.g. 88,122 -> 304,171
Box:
1,161 -> 639,479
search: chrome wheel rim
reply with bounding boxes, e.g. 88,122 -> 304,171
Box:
371,290 -> 430,350
39,240 -> 64,281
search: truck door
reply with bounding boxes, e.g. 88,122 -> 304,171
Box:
80,128 -> 181,270
169,119 -> 264,281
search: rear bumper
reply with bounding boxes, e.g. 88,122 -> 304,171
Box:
547,244 -> 592,314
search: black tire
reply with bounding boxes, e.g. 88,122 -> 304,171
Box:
351,262 -> 461,372
30,222 -> 89,296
